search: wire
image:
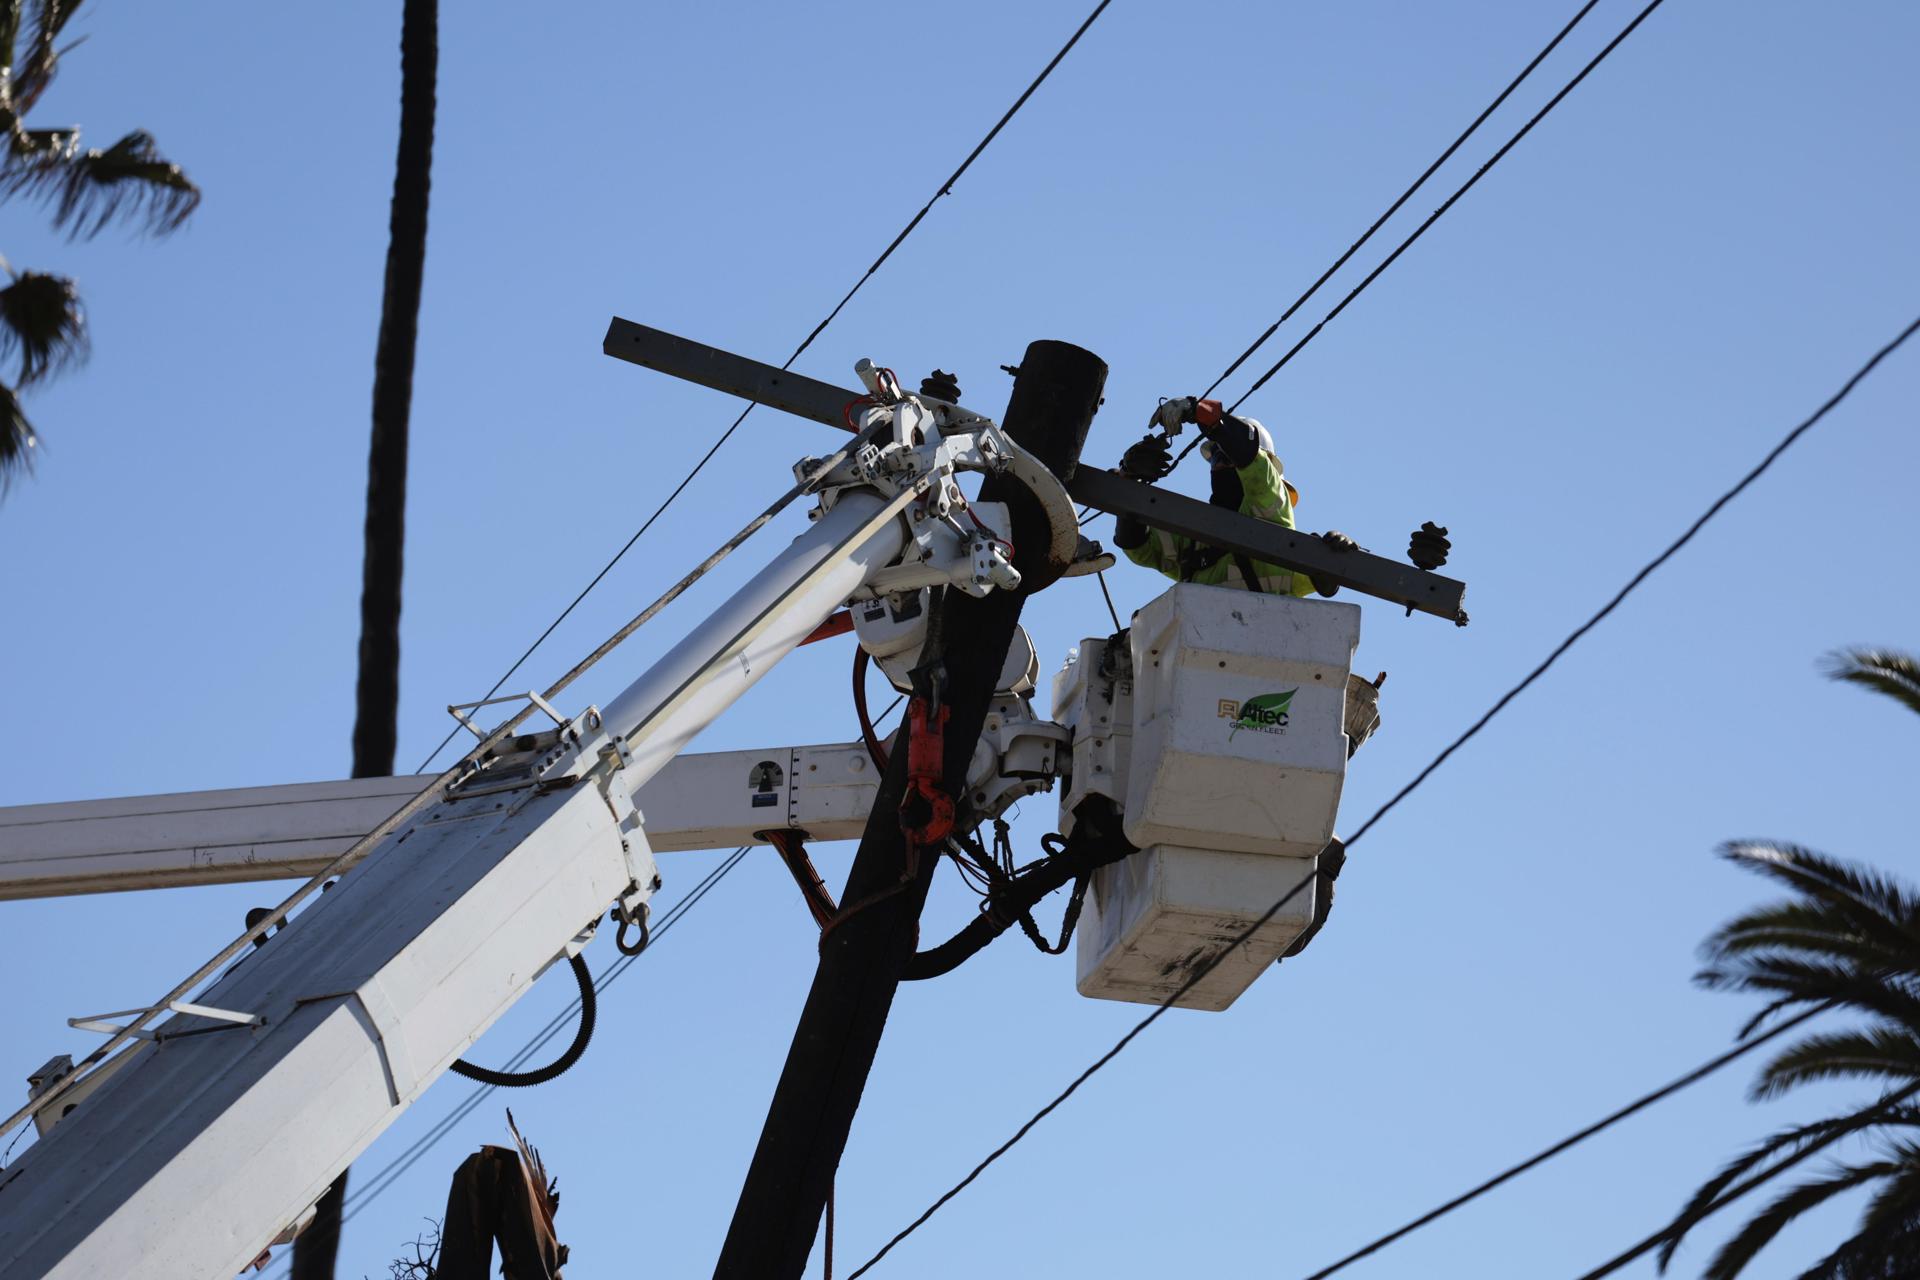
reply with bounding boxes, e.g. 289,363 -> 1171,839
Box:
414,421 -> 758,771
1572,1082 -> 1920,1280
1346,310 -> 1920,846
1198,0 -> 1603,400
1298,1003 -> 1831,1280
845,314 -> 1920,1275
1225,0 -> 1666,413
258,846 -> 753,1277
415,0 -> 1117,774
1094,570 -> 1122,632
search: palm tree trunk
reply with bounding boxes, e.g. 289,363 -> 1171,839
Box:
297,3 -> 436,1277
350,0 -> 437,783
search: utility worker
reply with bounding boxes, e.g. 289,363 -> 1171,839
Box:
1110,395 -> 1383,966
1111,395 -> 1357,596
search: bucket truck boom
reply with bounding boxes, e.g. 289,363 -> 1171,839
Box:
0,392 -> 1067,1280
0,322 -> 1469,1280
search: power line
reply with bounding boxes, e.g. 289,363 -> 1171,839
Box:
1198,0 -> 1602,400
416,0 -> 1116,774
1298,1003 -> 1831,1280
846,314 -> 1920,1276
259,846 -> 753,1277
1572,1082 -> 1920,1280
1226,0 -> 1666,413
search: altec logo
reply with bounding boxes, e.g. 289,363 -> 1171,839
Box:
1220,689 -> 1296,739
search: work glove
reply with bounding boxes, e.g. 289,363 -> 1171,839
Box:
1408,521 -> 1451,570
1149,396 -> 1197,433
1310,531 -> 1357,596
1119,433 -> 1174,482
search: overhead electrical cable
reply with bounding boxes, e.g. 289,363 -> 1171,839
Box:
1224,0 -> 1665,413
846,314 -> 1920,1277
1197,0 -> 1603,400
1571,1082 -> 1920,1280
416,0 -> 1117,773
1297,1003 -> 1832,1279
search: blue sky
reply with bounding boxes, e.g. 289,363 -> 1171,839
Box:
2,1 -> 1918,1276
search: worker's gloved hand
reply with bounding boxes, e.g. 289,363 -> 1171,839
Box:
1408,521 -> 1451,570
1149,396 -> 1197,433
1309,531 -> 1356,596
1119,433 -> 1174,481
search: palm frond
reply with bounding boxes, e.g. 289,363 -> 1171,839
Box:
0,268 -> 84,383
1720,844 -> 1920,928
1823,649 -> 1920,720
1800,1202 -> 1920,1279
1755,1028 -> 1920,1101
0,379 -> 37,491
1712,844 -> 1920,955
1684,1159 -> 1899,1279
1665,1109 -> 1899,1246
1697,955 -> 1920,1040
1848,1145 -> 1920,1243
1704,899 -> 1920,971
40,129 -> 199,237
4,125 -> 77,165
0,2 -> 24,74
11,0 -> 85,114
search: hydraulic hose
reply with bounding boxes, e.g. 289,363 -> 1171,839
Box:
852,646 -> 891,773
904,799 -> 1135,981
448,951 -> 594,1088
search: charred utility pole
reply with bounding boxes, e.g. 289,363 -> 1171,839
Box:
713,341 -> 1107,1279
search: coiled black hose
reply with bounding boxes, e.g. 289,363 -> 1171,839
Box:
447,951 -> 594,1088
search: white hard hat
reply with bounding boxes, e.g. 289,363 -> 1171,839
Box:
1200,417 -> 1276,465
1243,417 -> 1276,457
1202,417 -> 1299,504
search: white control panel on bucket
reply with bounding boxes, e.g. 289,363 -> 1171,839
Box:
1056,583 -> 1363,1011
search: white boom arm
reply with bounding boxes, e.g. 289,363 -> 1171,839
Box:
0,409 -> 1065,1279
0,748 -> 884,901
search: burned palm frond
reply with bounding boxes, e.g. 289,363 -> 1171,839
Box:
0,269 -> 85,384
0,380 -> 37,487
506,1109 -> 560,1225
